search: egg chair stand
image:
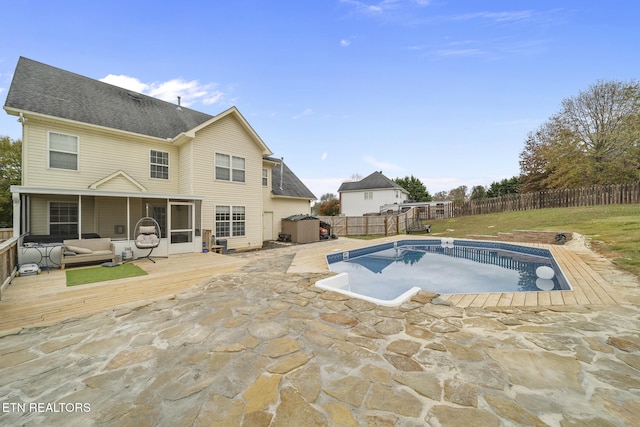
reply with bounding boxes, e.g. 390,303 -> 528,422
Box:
132,217 -> 166,263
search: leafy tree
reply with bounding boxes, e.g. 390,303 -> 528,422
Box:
393,175 -> 432,202
520,79 -> 640,190
448,185 -> 468,203
312,193 -> 338,215
470,185 -> 487,200
0,136 -> 21,227
317,199 -> 340,216
432,191 -> 449,201
486,177 -> 520,198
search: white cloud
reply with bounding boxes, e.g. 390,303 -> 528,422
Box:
435,48 -> 486,57
451,11 -> 534,23
293,108 -> 314,119
340,0 -> 402,15
340,39 -> 351,47
321,152 -> 328,160
101,74 -> 148,93
363,155 -> 403,172
100,74 -> 223,107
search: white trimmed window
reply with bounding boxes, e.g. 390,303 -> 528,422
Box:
215,205 -> 245,237
215,153 -> 245,183
364,191 -> 373,200
49,132 -> 78,170
262,168 -> 268,186
150,150 -> 169,179
49,202 -> 78,235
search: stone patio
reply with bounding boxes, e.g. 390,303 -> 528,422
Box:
0,236 -> 639,426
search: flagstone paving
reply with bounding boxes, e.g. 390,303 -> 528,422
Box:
1,239 -> 639,426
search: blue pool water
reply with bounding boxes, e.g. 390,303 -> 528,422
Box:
320,239 -> 571,304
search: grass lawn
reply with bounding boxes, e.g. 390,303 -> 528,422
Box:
66,263 -> 148,286
356,205 -> 640,278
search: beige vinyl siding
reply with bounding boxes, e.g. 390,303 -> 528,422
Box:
191,115 -> 264,250
23,120 -> 180,194
264,196 -> 312,236
178,140 -> 193,194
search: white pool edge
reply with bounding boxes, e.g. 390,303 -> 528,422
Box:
315,273 -> 422,307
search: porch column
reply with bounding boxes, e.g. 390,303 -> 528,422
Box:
12,192 -> 20,238
78,195 -> 82,239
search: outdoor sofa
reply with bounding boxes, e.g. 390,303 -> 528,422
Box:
61,238 -> 116,269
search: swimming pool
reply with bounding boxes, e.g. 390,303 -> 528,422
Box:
316,239 -> 572,306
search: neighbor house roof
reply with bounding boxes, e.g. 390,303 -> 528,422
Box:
338,171 -> 408,193
267,157 -> 316,200
4,57 -> 215,140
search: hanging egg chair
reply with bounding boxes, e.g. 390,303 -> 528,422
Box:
133,217 -> 161,263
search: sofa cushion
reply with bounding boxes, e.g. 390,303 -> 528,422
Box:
92,250 -> 114,256
65,245 -> 93,254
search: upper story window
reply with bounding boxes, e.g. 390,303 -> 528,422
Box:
262,168 -> 268,187
49,132 -> 78,170
215,153 -> 245,183
150,150 -> 169,179
364,191 -> 373,200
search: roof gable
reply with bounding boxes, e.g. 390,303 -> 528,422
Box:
267,157 -> 316,200
188,106 -> 272,155
338,171 -> 407,193
89,170 -> 147,192
4,57 -> 215,140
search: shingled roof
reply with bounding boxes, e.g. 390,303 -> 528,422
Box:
4,57 -> 214,139
338,171 -> 407,193
267,157 -> 316,200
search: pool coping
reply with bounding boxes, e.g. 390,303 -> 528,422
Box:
294,235 -> 623,308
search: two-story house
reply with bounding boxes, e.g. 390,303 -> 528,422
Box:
3,57 -> 315,261
338,171 -> 408,216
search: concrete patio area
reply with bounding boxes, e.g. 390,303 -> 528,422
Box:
0,235 -> 639,425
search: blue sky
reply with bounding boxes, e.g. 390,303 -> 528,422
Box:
1,1 -> 638,197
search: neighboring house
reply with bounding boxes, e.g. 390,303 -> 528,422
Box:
3,57 -> 315,260
337,171 -> 408,216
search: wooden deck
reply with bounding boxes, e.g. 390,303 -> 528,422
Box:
0,252 -> 247,336
287,235 -> 625,308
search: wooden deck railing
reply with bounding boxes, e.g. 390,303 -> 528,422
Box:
0,236 -> 18,300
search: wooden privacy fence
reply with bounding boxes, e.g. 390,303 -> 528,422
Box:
453,182 -> 640,217
320,182 -> 640,237
319,208 -> 419,237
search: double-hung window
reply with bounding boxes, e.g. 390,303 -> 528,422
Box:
262,168 -> 268,187
150,150 -> 169,179
364,191 -> 373,200
215,153 -> 245,183
49,132 -> 78,170
215,205 -> 245,237
49,202 -> 78,235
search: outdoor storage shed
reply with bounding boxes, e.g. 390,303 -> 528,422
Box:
281,215 -> 320,243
